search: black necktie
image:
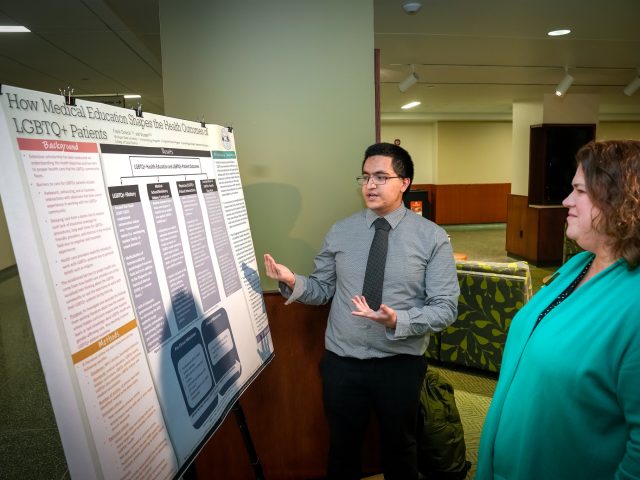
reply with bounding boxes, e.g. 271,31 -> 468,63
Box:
362,217 -> 391,311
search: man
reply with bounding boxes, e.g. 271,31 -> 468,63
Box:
264,142 -> 459,480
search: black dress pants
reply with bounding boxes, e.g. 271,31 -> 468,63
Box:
320,350 -> 427,480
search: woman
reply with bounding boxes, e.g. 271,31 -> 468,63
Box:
476,140 -> 640,479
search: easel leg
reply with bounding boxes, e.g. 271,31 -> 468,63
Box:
233,401 -> 265,480
182,462 -> 198,480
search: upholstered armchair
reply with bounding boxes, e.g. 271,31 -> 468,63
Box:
428,260 -> 532,373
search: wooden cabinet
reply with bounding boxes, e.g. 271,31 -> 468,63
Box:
506,194 -> 567,265
506,195 -> 533,259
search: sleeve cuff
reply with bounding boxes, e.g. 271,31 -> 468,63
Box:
281,274 -> 306,305
386,310 -> 410,340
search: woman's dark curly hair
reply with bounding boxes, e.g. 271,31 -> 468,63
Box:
577,140 -> 640,269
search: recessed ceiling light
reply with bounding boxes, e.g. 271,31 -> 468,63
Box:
0,26 -> 30,33
401,101 -> 421,110
124,94 -> 141,99
548,29 -> 571,37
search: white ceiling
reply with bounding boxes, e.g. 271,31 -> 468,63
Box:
0,0 -> 164,113
1,0 -> 639,119
376,0 -> 640,120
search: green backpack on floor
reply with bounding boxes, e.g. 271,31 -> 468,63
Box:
417,369 -> 472,480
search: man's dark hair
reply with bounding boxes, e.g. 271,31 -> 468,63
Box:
362,143 -> 414,190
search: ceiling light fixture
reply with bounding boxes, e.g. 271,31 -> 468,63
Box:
399,65 -> 420,93
623,71 -> 640,96
0,26 -> 30,33
124,94 -> 141,99
548,29 -> 571,37
555,68 -> 574,96
401,101 -> 421,110
401,1 -> 423,15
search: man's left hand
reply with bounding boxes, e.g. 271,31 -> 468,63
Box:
351,295 -> 397,329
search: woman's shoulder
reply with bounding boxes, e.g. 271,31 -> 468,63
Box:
562,250 -> 594,269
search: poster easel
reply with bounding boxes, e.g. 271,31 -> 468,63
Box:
0,84 -> 274,480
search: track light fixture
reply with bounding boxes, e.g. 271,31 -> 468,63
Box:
624,70 -> 640,96
555,68 -> 574,97
399,65 -> 419,93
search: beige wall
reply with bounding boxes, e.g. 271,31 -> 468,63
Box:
0,199 -> 16,271
160,0 -> 375,290
380,119 -> 640,194
380,121 -> 513,185
436,122 -> 512,184
597,122 -> 640,140
380,122 -> 436,184
543,94 -> 599,124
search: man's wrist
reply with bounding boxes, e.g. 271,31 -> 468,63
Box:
381,308 -> 397,329
286,272 -> 296,290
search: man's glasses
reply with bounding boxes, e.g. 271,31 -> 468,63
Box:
356,174 -> 403,186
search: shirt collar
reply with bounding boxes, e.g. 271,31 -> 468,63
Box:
365,204 -> 407,229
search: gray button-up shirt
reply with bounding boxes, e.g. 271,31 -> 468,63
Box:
280,205 -> 459,359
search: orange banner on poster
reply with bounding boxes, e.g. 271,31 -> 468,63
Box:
17,137 -> 99,153
71,319 -> 138,364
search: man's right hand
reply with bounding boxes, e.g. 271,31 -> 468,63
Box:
264,253 -> 295,289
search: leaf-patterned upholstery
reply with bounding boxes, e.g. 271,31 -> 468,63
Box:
425,328 -> 440,361
436,260 -> 532,372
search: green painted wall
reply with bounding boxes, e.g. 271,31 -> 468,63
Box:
160,0 -> 376,290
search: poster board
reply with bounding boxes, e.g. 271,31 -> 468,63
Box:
0,84 -> 273,479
